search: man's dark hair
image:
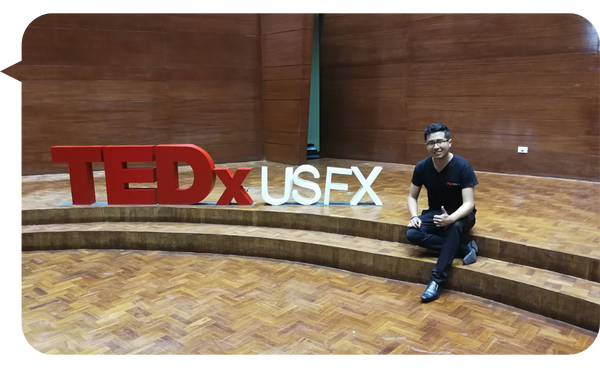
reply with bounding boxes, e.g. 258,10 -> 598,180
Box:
423,124 -> 451,141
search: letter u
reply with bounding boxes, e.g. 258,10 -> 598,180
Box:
261,166 -> 293,205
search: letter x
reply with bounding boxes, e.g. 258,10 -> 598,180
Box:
214,167 -> 253,205
350,166 -> 383,206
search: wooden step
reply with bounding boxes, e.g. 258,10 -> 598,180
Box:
22,222 -> 600,332
22,206 -> 600,283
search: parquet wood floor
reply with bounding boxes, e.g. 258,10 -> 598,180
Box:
21,158 -> 600,263
22,250 -> 597,355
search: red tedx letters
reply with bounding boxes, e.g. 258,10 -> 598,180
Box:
51,144 -> 253,206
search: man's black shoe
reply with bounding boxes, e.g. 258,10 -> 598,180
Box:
420,281 -> 442,303
462,240 -> 478,265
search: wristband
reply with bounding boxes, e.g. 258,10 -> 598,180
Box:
410,216 -> 419,220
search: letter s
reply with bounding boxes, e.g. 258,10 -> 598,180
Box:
292,164 -> 321,205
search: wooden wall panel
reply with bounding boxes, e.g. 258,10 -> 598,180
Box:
321,63 -> 408,80
323,127 -> 407,144
168,81 -> 260,101
22,103 -> 171,149
321,96 -> 408,131
261,14 -> 311,34
166,32 -> 261,68
4,64 -> 166,81
402,133 -> 596,180
321,14 -> 600,181
318,14 -> 412,37
409,14 -> 598,62
23,81 -> 170,103
321,30 -> 410,68
16,14 -> 264,175
321,78 -> 408,99
264,131 -> 307,146
263,79 -> 310,100
262,31 -> 308,68
443,148 -> 591,180
261,14 -> 313,165
409,52 -> 597,76
29,14 -> 168,32
321,127 -> 407,163
172,130 -> 264,146
409,72 -> 596,97
406,97 -> 596,136
263,100 -> 303,132
263,65 -> 311,81
588,133 -> 600,155
593,97 -> 600,137
588,156 -> 600,179
22,28 -> 166,67
455,133 -> 596,156
166,14 -> 260,34
409,14 -> 595,40
264,143 -> 305,164
323,140 -> 405,163
320,15 -> 412,164
169,100 -> 263,133
166,65 -> 259,82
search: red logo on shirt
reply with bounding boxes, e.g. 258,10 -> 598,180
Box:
447,182 -> 460,186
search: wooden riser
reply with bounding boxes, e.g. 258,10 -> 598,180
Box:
22,206 -> 600,283
22,222 -> 600,332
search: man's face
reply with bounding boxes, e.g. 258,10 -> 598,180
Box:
425,131 -> 452,159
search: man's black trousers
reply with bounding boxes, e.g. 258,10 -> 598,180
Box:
406,209 -> 476,284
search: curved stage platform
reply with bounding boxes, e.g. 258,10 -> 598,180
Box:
22,158 -> 600,335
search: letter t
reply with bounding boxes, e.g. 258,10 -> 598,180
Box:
51,146 -> 104,205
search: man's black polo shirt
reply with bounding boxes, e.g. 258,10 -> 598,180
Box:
411,154 -> 478,214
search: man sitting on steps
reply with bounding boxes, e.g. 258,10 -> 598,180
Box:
406,123 -> 479,303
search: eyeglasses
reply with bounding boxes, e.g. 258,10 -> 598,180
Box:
425,139 -> 449,148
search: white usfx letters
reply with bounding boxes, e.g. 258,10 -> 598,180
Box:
261,164 -> 382,206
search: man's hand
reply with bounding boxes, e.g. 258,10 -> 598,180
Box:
433,206 -> 455,227
408,216 -> 422,228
